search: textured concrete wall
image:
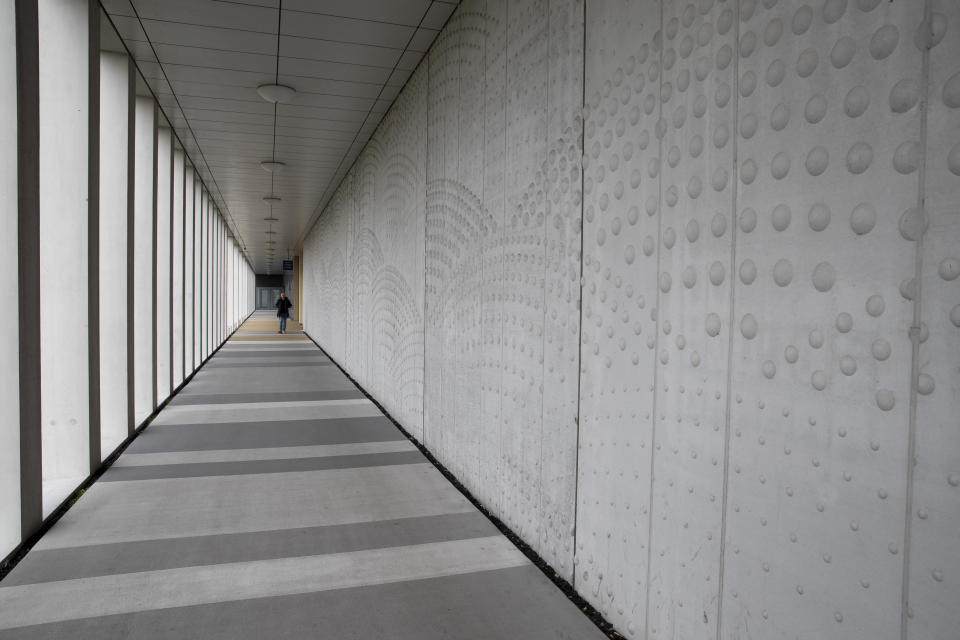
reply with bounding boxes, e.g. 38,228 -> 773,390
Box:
302,1 -> 960,638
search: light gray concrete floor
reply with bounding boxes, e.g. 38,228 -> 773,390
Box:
0,312 -> 605,639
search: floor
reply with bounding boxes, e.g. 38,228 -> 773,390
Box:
0,311 -> 605,639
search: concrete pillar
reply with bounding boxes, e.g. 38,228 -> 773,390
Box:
38,0 -> 92,515
155,126 -> 171,401
132,96 -> 155,425
192,179 -> 202,369
98,50 -> 129,459
183,166 -> 194,377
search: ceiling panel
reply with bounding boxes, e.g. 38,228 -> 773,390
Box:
103,0 -> 458,274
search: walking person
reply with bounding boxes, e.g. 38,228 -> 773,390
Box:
275,292 -> 293,334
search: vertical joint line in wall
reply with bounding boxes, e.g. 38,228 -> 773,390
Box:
499,0 -> 508,520
643,2 -> 666,637
900,2 -> 932,637
422,51 -> 430,448
571,0 -> 586,592
537,1 -> 551,562
716,1 -> 741,636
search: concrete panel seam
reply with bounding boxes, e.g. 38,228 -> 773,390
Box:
715,0 -> 742,637
900,2 -> 933,638
642,2 -> 666,637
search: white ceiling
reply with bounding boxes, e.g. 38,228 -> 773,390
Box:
100,0 -> 457,274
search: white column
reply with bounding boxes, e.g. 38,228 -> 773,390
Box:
98,51 -> 128,459
132,96 -> 154,425
0,0 -> 20,555
154,126 -> 171,401
193,181 -> 202,368
38,0 -> 90,515
171,148 -> 184,388
183,166 -> 194,377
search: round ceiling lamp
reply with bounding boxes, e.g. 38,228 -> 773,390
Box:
256,84 -> 296,104
264,215 -> 279,222
260,161 -> 286,173
262,195 -> 282,205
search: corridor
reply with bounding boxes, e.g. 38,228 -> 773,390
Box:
0,312 -> 604,639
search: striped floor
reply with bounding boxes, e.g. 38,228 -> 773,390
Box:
0,311 -> 604,639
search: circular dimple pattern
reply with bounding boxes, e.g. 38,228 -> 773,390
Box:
944,72 -> 960,108
914,13 -> 947,50
806,147 -> 830,176
811,370 -> 828,391
823,0 -> 847,24
866,294 -> 885,317
771,152 -> 791,179
765,18 -> 783,47
792,5 -> 813,35
705,312 -> 722,337
773,259 -> 793,286
741,314 -> 758,339
917,374 -> 935,395
869,25 -> 899,60
740,260 -> 757,285
949,143 -> 960,176
809,329 -> 825,349
771,103 -> 790,130
805,94 -> 828,123
939,257 -> 960,281
831,37 -> 857,69
900,277 -> 917,301
950,305 -> 960,328
813,262 -> 837,292
850,203 -> 876,235
844,86 -> 870,118
872,338 -> 892,361
711,213 -> 727,237
709,261 -> 726,285
899,207 -> 928,241
797,48 -> 819,78
809,204 -> 831,231
762,360 -> 776,379
893,141 -> 920,174
785,345 -> 799,363
836,312 -> 853,333
840,356 -> 857,376
772,204 -> 791,231
846,142 -> 873,174
766,59 -> 787,87
890,79 -> 920,113
876,389 -> 895,411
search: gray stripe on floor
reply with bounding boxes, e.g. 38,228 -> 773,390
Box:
214,350 -> 330,358
203,361 -> 335,369
113,441 -> 417,467
3,512 -> 498,586
34,464 -> 474,550
100,450 -> 426,482
127,417 -> 406,453
0,537 -> 527,629
0,566 -> 607,640
169,389 -> 365,406
152,399 -> 379,426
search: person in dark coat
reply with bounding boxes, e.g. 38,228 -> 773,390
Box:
275,292 -> 293,334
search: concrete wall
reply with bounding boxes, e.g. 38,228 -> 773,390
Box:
302,1 -> 960,638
